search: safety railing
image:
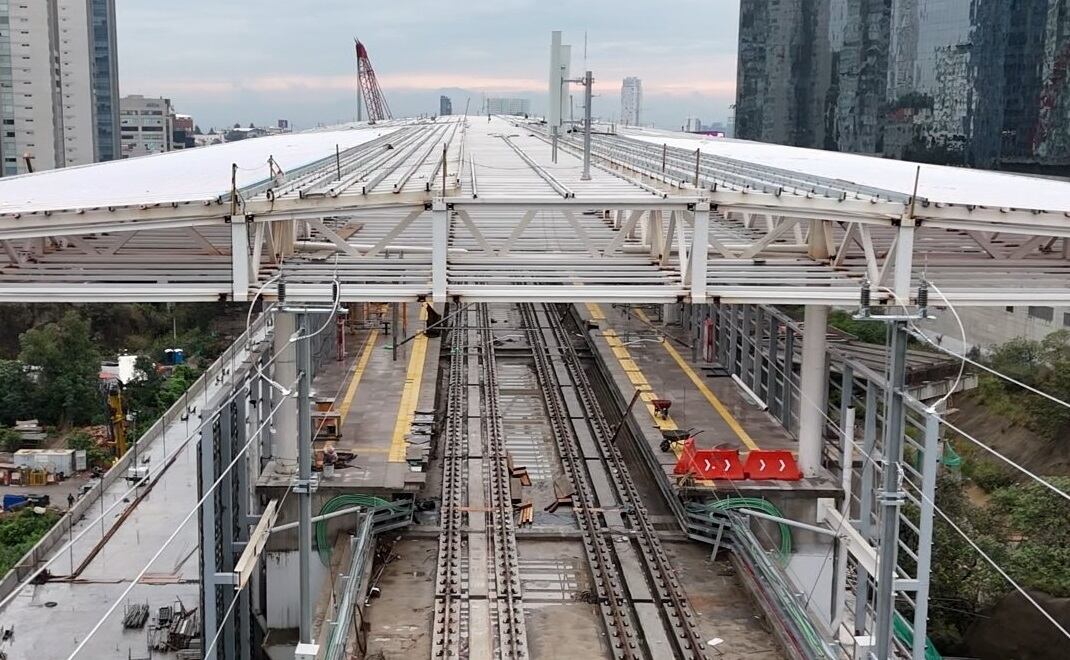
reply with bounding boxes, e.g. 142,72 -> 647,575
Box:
0,308 -> 275,601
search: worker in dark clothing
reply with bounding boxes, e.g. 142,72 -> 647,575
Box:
67,493 -> 75,510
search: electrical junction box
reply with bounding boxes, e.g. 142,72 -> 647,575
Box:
295,643 -> 320,659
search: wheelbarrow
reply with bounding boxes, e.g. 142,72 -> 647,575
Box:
652,398 -> 672,420
659,428 -> 703,453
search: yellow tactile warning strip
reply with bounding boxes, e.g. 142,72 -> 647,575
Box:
389,305 -> 430,463
336,329 -> 380,424
587,303 -> 715,486
632,308 -> 760,451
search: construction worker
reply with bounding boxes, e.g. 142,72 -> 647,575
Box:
323,443 -> 337,479
67,493 -> 75,510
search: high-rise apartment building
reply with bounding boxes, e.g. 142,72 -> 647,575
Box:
620,76 -> 642,126
485,97 -> 531,116
0,0 -> 119,176
119,95 -> 174,158
439,95 -> 452,116
735,0 -> 1070,171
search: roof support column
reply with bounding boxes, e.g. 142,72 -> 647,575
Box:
432,200 -> 448,303
798,303 -> 828,477
893,219 -> 916,303
272,312 -> 298,469
230,215 -> 250,301
690,203 -> 710,302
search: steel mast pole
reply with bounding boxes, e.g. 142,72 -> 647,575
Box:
295,313 -> 314,645
581,70 -> 593,181
873,319 -> 909,659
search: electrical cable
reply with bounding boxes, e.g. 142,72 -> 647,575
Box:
198,285 -> 358,654
937,416 -> 1070,504
876,283 -> 1070,502
909,325 -> 1070,413
66,382 -> 297,660
203,578 -> 246,657
902,478 -> 1070,643
918,281 -> 966,413
886,282 -> 1070,414
0,314 -> 280,614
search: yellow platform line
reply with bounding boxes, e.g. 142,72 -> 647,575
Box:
389,305 -> 429,463
589,305 -> 682,435
588,303 -> 713,485
633,309 -> 759,451
336,329 -> 379,423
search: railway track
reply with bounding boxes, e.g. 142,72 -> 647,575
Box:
433,302 -> 705,659
432,305 -> 529,659
521,303 -> 708,660
478,304 -> 529,658
431,306 -> 470,658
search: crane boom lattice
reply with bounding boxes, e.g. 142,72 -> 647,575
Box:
355,40 -> 392,123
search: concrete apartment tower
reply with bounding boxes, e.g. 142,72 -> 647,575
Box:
620,76 -> 642,126
0,0 -> 120,176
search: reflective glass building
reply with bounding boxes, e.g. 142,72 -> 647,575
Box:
736,0 -> 1070,171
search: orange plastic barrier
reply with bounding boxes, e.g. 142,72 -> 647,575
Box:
743,450 -> 802,480
674,439 -> 745,480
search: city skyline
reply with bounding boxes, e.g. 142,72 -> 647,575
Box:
114,0 -> 740,130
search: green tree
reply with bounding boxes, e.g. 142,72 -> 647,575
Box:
828,310 -> 887,345
19,311 -> 102,428
66,429 -> 109,468
0,359 -> 31,425
989,477 -> 1070,596
0,427 -> 21,453
0,509 -> 60,575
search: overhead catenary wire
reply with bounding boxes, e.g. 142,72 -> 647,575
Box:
902,478 -> 1070,643
65,380 -> 297,660
937,416 -> 1070,503
58,277 -> 337,655
0,313 -> 282,614
755,315 -> 1070,645
876,282 -> 1070,502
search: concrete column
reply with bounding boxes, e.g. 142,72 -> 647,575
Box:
798,304 -> 828,477
230,217 -> 250,302
272,312 -> 298,468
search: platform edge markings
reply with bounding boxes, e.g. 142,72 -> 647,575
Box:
337,329 -> 380,423
389,304 -> 429,462
585,302 -> 718,489
633,308 -> 760,451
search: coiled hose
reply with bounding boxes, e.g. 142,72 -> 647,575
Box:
315,494 -> 407,565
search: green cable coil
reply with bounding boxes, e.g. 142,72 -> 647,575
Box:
688,497 -> 793,562
314,494 -> 408,565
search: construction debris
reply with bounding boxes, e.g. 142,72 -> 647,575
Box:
122,602 -> 150,629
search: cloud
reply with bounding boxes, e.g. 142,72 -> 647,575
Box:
117,0 -> 743,128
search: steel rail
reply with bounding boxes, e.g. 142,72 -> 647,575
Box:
540,303 -> 708,659
478,304 -> 530,658
478,307 -> 526,652
518,303 -> 641,659
430,309 -> 469,659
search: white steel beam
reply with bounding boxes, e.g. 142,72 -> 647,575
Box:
690,204 -> 710,301
432,200 -> 448,303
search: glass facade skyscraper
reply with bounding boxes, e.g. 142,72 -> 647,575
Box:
736,0 -> 1070,171
90,0 -> 120,163
0,0 -> 118,177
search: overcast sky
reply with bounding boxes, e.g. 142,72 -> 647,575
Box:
116,0 -> 740,131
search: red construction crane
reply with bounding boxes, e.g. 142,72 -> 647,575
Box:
355,39 -> 392,123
